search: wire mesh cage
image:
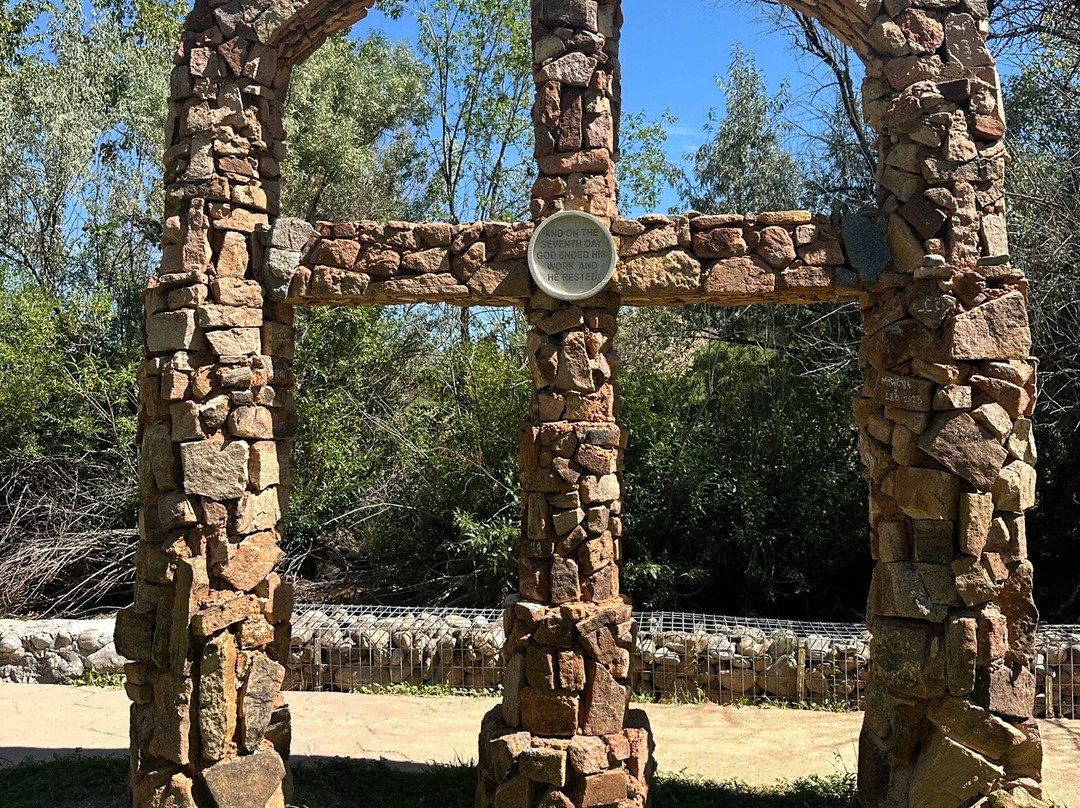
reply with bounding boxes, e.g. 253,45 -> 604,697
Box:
287,604 -> 505,692
629,612 -> 870,708
286,603 -> 1080,717
1035,624 -> 1080,719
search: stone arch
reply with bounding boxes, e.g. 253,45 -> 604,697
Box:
121,1 -> 1044,807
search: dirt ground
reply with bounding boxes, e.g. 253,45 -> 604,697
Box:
0,684 -> 1076,803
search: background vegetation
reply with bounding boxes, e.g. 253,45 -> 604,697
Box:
0,0 -> 1077,622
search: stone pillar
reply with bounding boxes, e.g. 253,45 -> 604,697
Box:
116,4 -> 298,805
476,2 -> 655,807
853,3 -> 1044,806
529,0 -> 621,222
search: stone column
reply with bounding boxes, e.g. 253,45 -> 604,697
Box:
853,3 -> 1044,806
116,4 -> 298,806
476,2 -> 655,807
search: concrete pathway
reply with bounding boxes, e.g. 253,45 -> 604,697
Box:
1,684 -> 1076,803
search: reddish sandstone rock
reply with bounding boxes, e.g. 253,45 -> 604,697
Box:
895,467 -> 961,520
948,292 -> 1032,361
521,688 -> 579,737
582,661 -> 628,736
916,412 -> 1007,489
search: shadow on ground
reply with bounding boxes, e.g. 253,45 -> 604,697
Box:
0,752 -> 859,808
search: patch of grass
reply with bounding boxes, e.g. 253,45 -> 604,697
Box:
653,772 -> 858,808
348,683 -> 501,698
734,695 -> 857,713
292,757 -> 477,807
0,752 -> 128,808
65,670 -> 125,688
0,754 -> 863,808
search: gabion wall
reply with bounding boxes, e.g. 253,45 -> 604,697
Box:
286,604 -> 1080,718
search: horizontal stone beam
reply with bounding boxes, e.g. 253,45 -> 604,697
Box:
264,211 -> 860,309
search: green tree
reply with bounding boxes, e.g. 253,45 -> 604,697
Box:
282,33 -> 431,222
384,0 -> 534,223
677,46 -> 803,214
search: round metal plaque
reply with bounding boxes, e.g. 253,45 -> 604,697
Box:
527,210 -> 617,301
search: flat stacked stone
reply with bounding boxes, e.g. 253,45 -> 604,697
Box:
841,0 -> 1047,805
273,210 -> 852,308
476,5 -> 657,806
128,0 -> 1048,805
118,0 -> 382,804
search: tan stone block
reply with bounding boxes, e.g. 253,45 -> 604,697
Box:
494,773 -> 542,808
202,749 -> 286,808
558,650 -> 586,691
957,492 -> 993,556
869,617 -> 945,699
147,310 -> 201,353
933,385 -> 972,410
909,729 -> 1003,807
1006,419 -> 1037,465
869,562 -> 949,622
755,226 -> 796,268
873,520 -> 911,563
575,769 -> 627,807
228,406 -> 274,439
567,735 -> 608,775
232,488 -> 281,535
240,653 -> 285,752
972,402 -> 1013,441
702,255 -> 775,299
192,595 -> 255,637
948,292 -> 1031,361
862,318 -> 935,372
895,467 -> 962,520
945,615 -> 977,696
978,661 -> 1037,719
206,326 -> 261,356
874,374 -> 935,412
468,261 -> 531,299
580,474 -> 619,504
248,441 -> 280,490
550,556 -> 580,604
691,227 -> 747,259
991,462 -> 1036,511
212,278 -> 262,307
148,672 -> 194,765
917,412 -> 1007,489
971,374 -> 1030,419
952,556 -> 1000,606
220,530 -> 283,591
239,614 -> 275,649
520,746 -> 568,786
200,632 -> 237,761
891,424 -> 925,466
582,660 -> 628,736
115,607 -> 154,661
181,438 -> 249,500
521,688 -> 579,736
197,305 -> 262,329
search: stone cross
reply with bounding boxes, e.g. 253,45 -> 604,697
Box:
120,0 -> 1048,806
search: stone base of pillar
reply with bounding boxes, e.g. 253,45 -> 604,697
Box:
475,707 -> 655,808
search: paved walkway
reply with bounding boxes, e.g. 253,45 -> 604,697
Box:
1,684 -> 1077,802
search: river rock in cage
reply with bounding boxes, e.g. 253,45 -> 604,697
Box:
767,630 -> 798,658
719,668 -> 756,693
805,635 -> 833,661
804,668 -> 830,695
758,654 -> 800,698
706,636 -> 734,662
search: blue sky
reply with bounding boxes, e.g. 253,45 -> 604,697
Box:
353,0 -> 835,214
